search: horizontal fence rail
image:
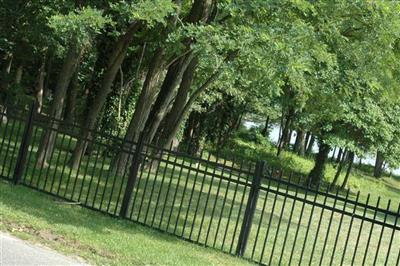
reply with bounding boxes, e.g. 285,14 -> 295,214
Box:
0,103 -> 399,265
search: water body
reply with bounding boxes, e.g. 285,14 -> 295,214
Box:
244,121 -> 400,175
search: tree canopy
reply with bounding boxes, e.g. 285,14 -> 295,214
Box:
1,0 -> 399,182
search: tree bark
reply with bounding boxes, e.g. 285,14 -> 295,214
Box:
69,22 -> 140,170
112,47 -> 165,175
335,148 -> 343,164
182,111 -> 203,155
261,116 -> 270,137
142,52 -> 194,144
63,70 -> 79,125
374,150 -> 384,178
277,108 -> 294,156
157,53 -> 228,149
0,53 -> 12,94
35,52 -> 47,113
156,57 -> 198,148
341,151 -> 355,189
331,148 -> 347,187
293,130 -> 305,156
308,140 -> 330,186
36,44 -> 82,167
277,114 -> 284,148
141,0 -> 216,145
15,65 -> 23,84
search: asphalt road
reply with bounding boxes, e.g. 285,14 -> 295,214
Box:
0,233 -> 86,266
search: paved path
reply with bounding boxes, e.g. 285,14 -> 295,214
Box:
0,233 -> 86,266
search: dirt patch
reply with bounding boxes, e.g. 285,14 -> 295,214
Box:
2,219 -> 116,260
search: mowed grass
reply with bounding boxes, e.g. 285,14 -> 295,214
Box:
0,116 -> 399,265
222,138 -> 400,211
0,181 -> 254,266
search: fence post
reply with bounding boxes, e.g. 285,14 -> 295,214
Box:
13,101 -> 36,185
119,132 -> 145,218
236,160 -> 265,257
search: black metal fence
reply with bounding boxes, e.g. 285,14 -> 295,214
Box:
0,103 -> 399,265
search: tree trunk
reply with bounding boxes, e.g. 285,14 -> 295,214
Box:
157,52 -> 229,149
305,134 -> 315,156
15,65 -> 23,84
63,70 -> 79,125
141,0 -> 216,145
182,111 -> 203,155
335,148 -> 343,164
69,22 -> 140,170
156,57 -> 198,148
261,116 -> 270,137
0,54 -> 12,94
277,114 -> 284,148
374,150 -> 384,178
44,54 -> 53,98
112,47 -> 164,175
341,151 -> 355,189
35,52 -> 47,113
277,108 -> 293,156
142,53 -> 194,144
308,140 -> 330,186
331,148 -> 347,187
293,130 -> 305,156
36,44 -> 82,167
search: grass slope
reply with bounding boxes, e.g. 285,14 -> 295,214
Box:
222,137 -> 400,210
0,181 -> 253,266
0,116 -> 399,265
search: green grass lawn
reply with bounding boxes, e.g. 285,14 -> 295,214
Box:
222,137 -> 400,210
0,181 -> 254,266
1,116 -> 399,265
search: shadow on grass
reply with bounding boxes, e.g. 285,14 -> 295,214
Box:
0,180 -> 182,243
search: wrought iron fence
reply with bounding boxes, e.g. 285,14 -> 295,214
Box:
0,103 -> 399,265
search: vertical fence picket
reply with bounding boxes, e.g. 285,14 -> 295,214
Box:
1,103 -> 400,266
13,102 -> 36,185
385,203 -> 400,266
236,160 -> 264,257
119,133 -> 145,218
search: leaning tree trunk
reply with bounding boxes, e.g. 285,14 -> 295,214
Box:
335,148 -> 343,164
374,150 -> 384,178
141,0 -> 216,145
142,53 -> 194,144
112,47 -> 165,175
158,54 -> 227,149
331,148 -> 347,187
308,140 -> 330,186
156,57 -> 198,147
69,22 -> 140,170
341,151 -> 355,189
36,44 -> 82,167
114,0 -> 215,173
63,70 -> 79,125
